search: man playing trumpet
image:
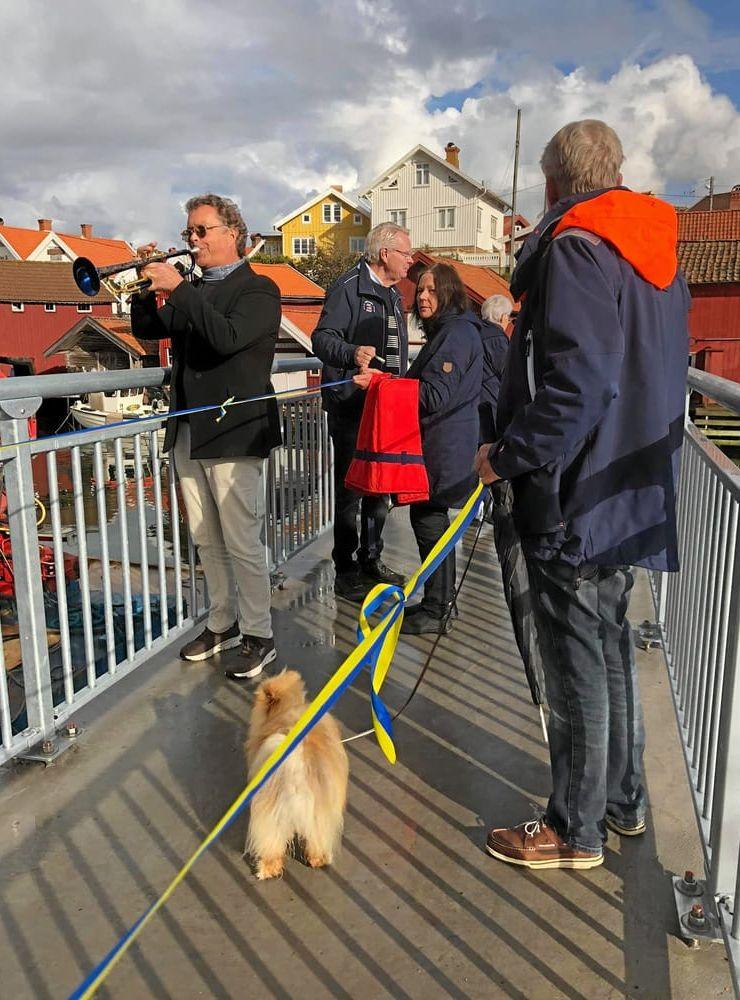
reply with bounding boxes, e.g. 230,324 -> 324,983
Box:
131,194 -> 281,679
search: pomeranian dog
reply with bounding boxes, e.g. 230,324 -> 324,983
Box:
245,669 -> 349,880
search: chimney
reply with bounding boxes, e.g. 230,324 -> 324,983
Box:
38,218 -> 52,232
330,184 -> 343,193
445,142 -> 460,169
731,185 -> 740,211
80,223 -> 93,239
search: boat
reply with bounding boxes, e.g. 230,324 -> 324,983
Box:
70,389 -> 167,442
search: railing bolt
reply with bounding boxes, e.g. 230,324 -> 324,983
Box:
41,739 -> 56,755
684,870 -> 695,885
677,868 -> 703,895
687,903 -> 707,930
64,721 -> 79,738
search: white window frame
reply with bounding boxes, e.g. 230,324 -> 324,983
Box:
333,203 -> 341,222
353,213 -> 362,225
349,237 -> 365,253
11,302 -> 24,312
76,303 -> 92,313
477,207 -> 483,232
44,303 -> 56,312
323,203 -> 341,223
388,209 -> 407,228
415,162 -> 430,186
436,207 -> 455,230
322,203 -> 332,223
302,213 -> 311,224
491,216 -> 498,238
292,236 -> 316,257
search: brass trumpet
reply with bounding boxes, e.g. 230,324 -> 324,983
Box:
73,248 -> 199,298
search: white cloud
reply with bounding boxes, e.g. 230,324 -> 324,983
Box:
0,0 -> 738,244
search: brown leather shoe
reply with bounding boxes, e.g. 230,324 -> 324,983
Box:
486,818 -> 604,869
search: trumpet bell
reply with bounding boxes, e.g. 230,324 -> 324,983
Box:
72,257 -> 101,297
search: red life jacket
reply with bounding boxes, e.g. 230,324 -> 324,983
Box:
345,372 -> 429,505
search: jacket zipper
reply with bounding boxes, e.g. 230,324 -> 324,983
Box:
525,329 -> 536,401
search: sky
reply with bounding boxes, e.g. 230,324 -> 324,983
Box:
0,0 -> 739,248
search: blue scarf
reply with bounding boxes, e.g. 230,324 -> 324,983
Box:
200,259 -> 245,283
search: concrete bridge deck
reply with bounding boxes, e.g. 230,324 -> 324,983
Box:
0,509 -> 732,998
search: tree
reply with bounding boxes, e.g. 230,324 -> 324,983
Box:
248,252 -> 292,264
293,246 -> 361,290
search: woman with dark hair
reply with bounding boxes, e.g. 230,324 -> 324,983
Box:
403,262 -> 483,634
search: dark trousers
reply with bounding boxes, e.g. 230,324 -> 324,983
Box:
525,555 -> 646,852
329,414 -> 388,573
409,501 -> 455,616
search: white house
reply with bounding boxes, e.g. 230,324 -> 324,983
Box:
362,143 -> 510,263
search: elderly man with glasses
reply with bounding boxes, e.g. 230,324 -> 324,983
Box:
131,194 -> 281,680
312,222 -> 412,601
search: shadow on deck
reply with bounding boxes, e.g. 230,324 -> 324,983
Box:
0,508 -> 732,998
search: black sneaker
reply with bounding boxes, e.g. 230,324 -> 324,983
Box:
225,636 -> 277,680
400,608 -> 453,635
334,569 -> 370,603
180,622 -> 240,662
360,558 -> 405,588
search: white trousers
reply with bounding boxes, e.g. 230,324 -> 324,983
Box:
173,422 -> 272,638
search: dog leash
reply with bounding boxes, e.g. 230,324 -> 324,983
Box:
341,489 -> 492,745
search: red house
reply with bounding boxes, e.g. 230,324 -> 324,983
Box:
0,261 -> 117,375
677,203 -> 740,385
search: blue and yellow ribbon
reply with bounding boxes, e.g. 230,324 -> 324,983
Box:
69,480 -> 484,999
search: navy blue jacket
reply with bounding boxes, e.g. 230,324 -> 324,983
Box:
408,310 -> 483,508
478,320 -> 510,442
492,188 -> 690,571
312,259 -> 408,420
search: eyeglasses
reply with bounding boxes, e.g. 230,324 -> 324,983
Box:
180,224 -> 230,240
385,247 -> 414,260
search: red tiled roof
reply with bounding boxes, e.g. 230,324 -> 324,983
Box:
0,260 -> 115,303
57,233 -> 135,267
689,190 -> 740,212
282,304 -> 323,337
0,224 -> 133,265
678,210 -> 740,241
678,241 -> 740,284
45,317 -> 157,358
0,226 -> 47,258
250,262 -> 325,299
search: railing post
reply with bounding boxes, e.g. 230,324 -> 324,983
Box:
0,397 -> 56,743
708,519 -> 740,900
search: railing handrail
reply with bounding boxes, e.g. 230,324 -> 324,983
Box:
688,369 -> 740,416
0,357 -> 323,402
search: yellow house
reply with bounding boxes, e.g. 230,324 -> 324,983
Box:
275,185 -> 371,260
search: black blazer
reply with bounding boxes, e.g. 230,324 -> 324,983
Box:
131,262 -> 282,459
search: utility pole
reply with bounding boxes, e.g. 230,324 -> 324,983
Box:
708,175 -> 714,212
509,108 -> 521,277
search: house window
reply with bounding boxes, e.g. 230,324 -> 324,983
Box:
388,209 -> 407,228
292,237 -> 316,256
436,207 -> 455,229
477,207 -> 483,232
302,213 -> 311,224
11,302 -> 24,312
349,237 -> 365,253
415,162 -> 430,186
491,216 -> 498,238
322,203 -> 341,223
353,213 -> 362,225
44,303 -> 56,312
77,303 -> 92,313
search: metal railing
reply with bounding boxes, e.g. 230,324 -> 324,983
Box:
0,359 -> 330,766
650,368 -> 740,991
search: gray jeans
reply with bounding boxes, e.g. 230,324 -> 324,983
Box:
173,421 -> 272,639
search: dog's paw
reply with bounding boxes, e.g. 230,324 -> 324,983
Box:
306,853 -> 329,869
256,858 -> 284,880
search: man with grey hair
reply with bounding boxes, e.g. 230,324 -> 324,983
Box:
312,222 -> 412,600
475,120 -> 690,869
132,194 -> 282,680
